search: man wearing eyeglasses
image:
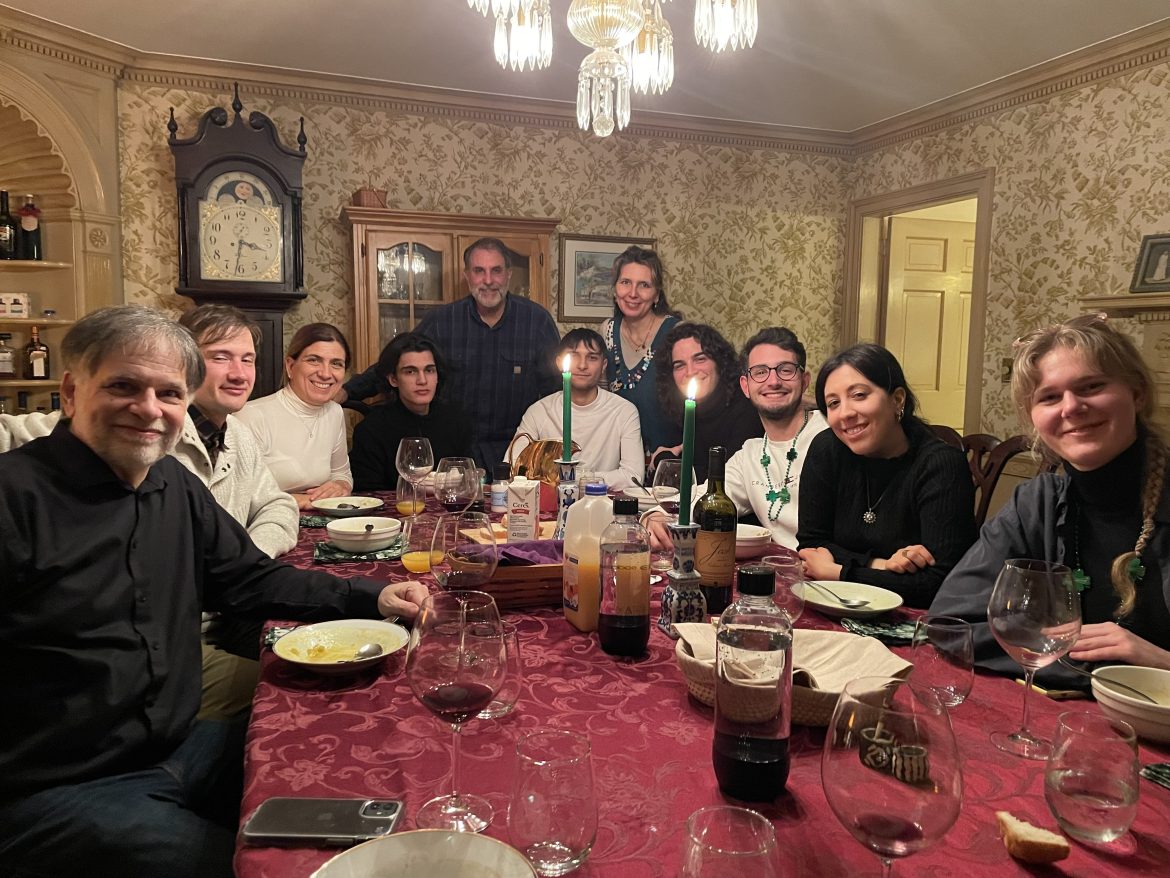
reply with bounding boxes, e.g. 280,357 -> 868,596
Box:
645,326 -> 827,549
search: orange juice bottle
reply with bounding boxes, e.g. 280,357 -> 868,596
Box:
562,482 -> 610,632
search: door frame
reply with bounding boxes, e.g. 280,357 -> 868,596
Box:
840,169 -> 995,433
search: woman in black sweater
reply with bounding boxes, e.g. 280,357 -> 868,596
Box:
350,333 -> 473,491
797,343 -> 977,608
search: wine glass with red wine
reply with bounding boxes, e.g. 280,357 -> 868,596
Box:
406,591 -> 506,832
822,677 -> 961,877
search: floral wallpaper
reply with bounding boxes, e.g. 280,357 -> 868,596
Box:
116,56 -> 1170,438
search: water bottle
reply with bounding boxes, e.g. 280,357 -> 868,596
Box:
562,482 -> 610,632
712,564 -> 793,801
598,496 -> 651,657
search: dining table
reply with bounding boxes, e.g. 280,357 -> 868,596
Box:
234,493 -> 1170,877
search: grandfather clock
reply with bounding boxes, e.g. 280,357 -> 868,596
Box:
168,84 -> 307,397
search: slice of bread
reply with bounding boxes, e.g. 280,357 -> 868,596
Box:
996,811 -> 1071,864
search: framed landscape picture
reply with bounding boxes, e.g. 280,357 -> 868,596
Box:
558,233 -> 655,322
1130,232 -> 1170,293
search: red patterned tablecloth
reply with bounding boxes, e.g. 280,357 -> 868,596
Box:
236,501 -> 1170,877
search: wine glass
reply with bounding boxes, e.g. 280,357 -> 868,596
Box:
434,457 -> 480,512
395,437 -> 434,522
406,591 -> 506,832
822,677 -> 962,878
909,615 -> 974,708
431,511 -> 499,591
682,806 -> 777,878
650,459 -> 694,573
761,552 -> 805,623
987,559 -> 1082,759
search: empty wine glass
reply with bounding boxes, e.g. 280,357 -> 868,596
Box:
406,591 -> 506,832
650,459 -> 694,573
822,677 -> 962,878
761,552 -> 805,623
682,805 -> 777,878
431,511 -> 499,591
988,559 -> 1082,759
1044,711 -> 1139,843
435,456 -> 479,512
909,615 -> 974,708
395,437 -> 434,522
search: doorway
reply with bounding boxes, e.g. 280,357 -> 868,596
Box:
841,170 -> 995,433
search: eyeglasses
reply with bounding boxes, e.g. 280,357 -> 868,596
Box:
744,362 -> 803,383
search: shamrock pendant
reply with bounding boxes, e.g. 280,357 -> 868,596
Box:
765,489 -> 781,503
786,448 -> 798,462
760,452 -> 771,467
778,487 -> 790,503
1072,568 -> 1091,593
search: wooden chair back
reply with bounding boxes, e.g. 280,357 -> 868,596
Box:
964,433 -> 1034,527
927,423 -> 964,450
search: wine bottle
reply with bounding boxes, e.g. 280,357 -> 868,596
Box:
0,333 -> 16,378
23,326 -> 50,380
0,191 -> 17,260
16,194 -> 42,261
693,446 -> 736,615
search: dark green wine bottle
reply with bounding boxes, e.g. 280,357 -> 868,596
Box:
693,446 -> 737,615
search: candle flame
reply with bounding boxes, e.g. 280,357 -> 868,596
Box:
686,377 -> 698,400
561,354 -> 572,373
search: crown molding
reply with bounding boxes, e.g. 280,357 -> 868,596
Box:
2,7 -> 1168,158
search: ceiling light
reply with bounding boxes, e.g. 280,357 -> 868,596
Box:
568,0 -> 644,137
470,0 -> 554,71
627,0 -> 674,95
694,0 -> 757,52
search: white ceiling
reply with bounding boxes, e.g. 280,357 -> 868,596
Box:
4,1 -> 1170,131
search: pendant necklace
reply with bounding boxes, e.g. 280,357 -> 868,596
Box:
761,410 -> 811,521
862,474 -> 890,525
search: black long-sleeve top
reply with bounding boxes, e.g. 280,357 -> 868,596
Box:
797,422 -> 977,608
349,398 -> 474,491
659,387 -> 763,483
0,425 -> 385,799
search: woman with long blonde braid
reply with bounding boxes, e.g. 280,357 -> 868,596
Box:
932,314 -> 1170,686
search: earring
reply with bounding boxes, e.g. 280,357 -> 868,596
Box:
896,407 -> 904,421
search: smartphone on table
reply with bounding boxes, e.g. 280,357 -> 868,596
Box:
240,797 -> 403,847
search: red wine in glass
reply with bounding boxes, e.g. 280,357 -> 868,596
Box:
419,682 -> 495,723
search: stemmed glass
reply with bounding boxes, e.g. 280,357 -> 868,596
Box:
395,437 -> 434,522
909,615 -> 974,708
822,677 -> 962,878
987,559 -> 1082,759
435,456 -> 479,512
650,459 -> 695,573
406,591 -> 507,832
431,511 -> 499,591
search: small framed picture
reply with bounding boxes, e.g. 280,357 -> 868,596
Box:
558,234 -> 655,322
1130,233 -> 1170,293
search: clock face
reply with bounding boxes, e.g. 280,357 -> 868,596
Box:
198,171 -> 285,283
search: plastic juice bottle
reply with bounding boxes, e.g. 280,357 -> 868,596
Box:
562,482 -> 610,632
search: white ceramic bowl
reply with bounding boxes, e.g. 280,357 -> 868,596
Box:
312,829 -> 536,877
736,523 -> 771,542
1091,664 -> 1170,743
273,619 -> 409,675
312,496 -> 385,517
325,516 -> 402,552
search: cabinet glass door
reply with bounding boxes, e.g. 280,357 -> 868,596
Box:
371,235 -> 451,351
456,234 -> 547,308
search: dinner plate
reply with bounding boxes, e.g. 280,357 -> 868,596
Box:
310,829 -> 536,877
803,580 -> 903,619
313,496 -> 385,517
620,491 -> 658,512
273,619 -> 409,675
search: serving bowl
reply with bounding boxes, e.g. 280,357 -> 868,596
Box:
325,516 -> 402,552
312,496 -> 384,516
1091,664 -> 1170,743
311,829 -> 536,877
735,523 -> 772,560
273,619 -> 409,675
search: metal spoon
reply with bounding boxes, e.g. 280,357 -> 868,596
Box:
629,476 -> 655,498
1057,658 -> 1159,704
339,642 -> 384,662
805,580 -> 871,609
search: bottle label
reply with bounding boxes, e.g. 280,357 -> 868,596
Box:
29,350 -> 46,378
0,350 -> 14,375
563,553 -> 581,611
0,227 -> 12,245
695,529 -> 735,587
20,216 -> 38,232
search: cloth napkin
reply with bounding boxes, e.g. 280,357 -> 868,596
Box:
498,540 -> 564,566
299,514 -> 330,528
674,623 -> 912,693
313,534 -> 405,563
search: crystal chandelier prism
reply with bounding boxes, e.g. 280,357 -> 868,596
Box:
694,0 -> 757,52
567,0 -> 644,137
469,0 -> 554,71
627,0 -> 673,95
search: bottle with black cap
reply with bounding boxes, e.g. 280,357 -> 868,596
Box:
712,564 -> 794,801
598,495 -> 651,657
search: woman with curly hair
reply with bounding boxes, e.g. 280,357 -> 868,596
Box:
933,314 -> 1170,683
601,246 -> 681,453
652,321 -> 761,483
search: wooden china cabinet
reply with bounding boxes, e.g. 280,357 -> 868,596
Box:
341,204 -> 559,368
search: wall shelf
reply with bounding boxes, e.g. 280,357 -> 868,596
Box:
0,260 -> 72,272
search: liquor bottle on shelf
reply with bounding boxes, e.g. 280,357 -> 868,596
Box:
23,326 -> 50,380
0,191 -> 17,260
693,445 -> 737,615
16,194 -> 42,261
0,396 -> 8,414
50,391 -> 61,411
0,332 -> 16,378
712,564 -> 793,801
17,391 -> 29,413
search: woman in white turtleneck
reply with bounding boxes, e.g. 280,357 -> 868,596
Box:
237,322 -> 353,510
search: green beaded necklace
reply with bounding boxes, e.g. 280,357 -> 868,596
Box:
761,409 -> 811,522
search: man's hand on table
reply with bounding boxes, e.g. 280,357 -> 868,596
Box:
377,580 -> 430,622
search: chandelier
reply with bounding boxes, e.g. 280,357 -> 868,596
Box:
468,0 -> 758,138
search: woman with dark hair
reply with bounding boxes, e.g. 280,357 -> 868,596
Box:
349,333 -> 473,491
237,322 -> 353,509
797,343 -> 976,607
933,315 -> 1170,682
601,246 -> 681,452
652,321 -> 762,483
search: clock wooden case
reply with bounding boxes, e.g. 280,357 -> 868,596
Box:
168,85 -> 308,395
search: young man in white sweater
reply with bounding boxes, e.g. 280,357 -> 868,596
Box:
510,328 -> 644,489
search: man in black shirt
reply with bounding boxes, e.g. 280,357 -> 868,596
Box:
0,305 -> 427,878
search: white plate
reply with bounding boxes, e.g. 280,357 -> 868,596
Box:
803,581 -> 903,619
313,496 -> 385,517
311,829 -> 537,877
273,619 -> 409,675
620,491 -> 658,512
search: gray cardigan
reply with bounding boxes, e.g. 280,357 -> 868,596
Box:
929,471 -> 1170,688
